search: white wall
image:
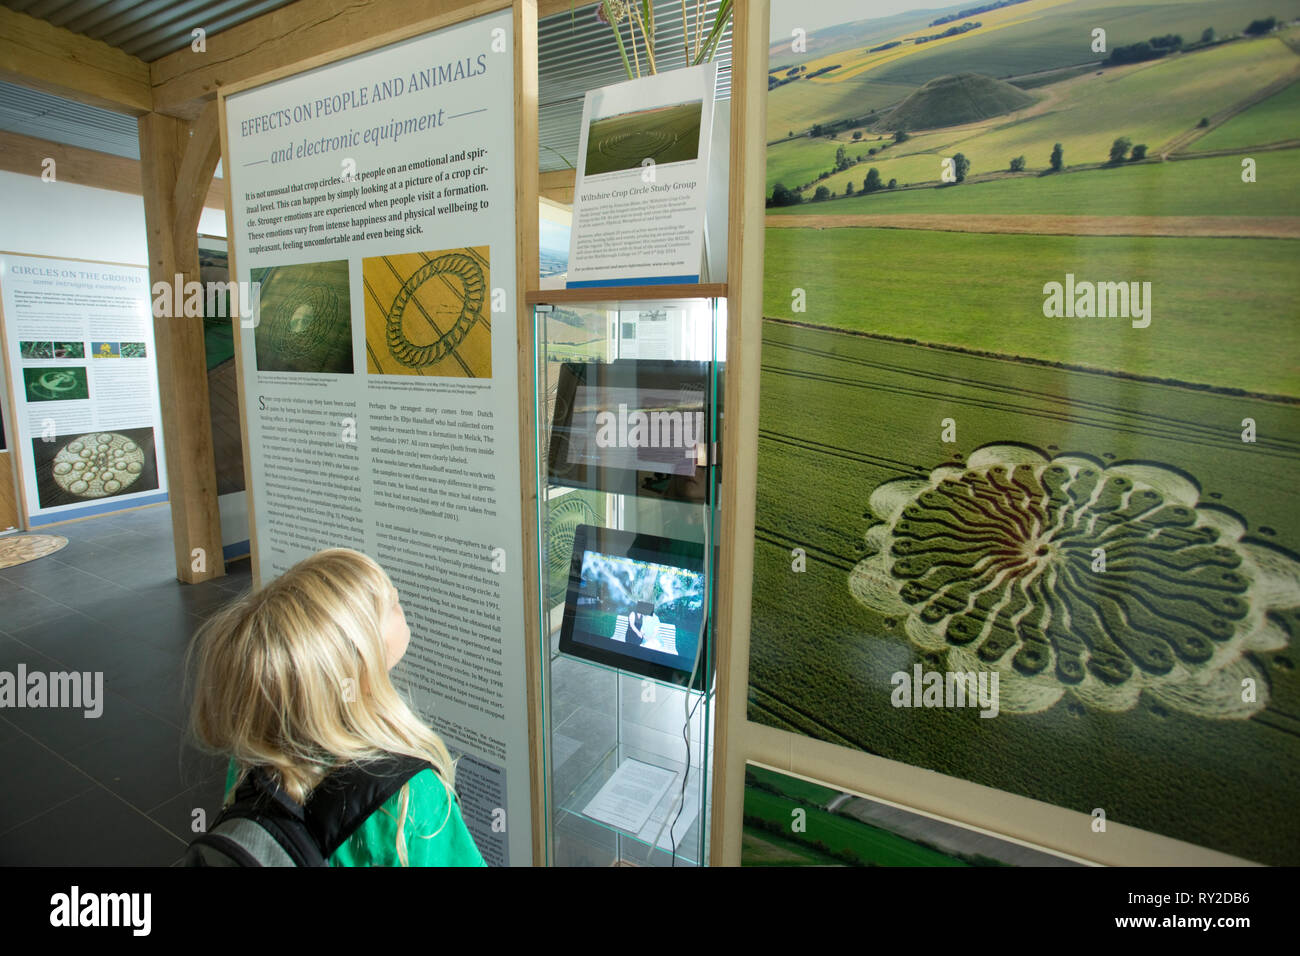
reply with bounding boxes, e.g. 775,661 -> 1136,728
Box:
0,170 -> 149,262
0,171 -> 227,263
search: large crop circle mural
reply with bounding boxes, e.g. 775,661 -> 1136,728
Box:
850,444 -> 1300,718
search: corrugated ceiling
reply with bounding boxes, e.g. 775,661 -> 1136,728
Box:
0,1 -> 733,180
1,0 -> 299,62
0,79 -> 140,157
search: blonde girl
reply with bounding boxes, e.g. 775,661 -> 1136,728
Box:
188,547 -> 485,866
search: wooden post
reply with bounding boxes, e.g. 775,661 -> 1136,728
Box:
138,105 -> 224,583
710,0 -> 768,866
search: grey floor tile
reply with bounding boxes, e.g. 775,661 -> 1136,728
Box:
0,786 -> 186,865
0,734 -> 98,838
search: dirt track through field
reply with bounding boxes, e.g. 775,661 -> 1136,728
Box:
765,213 -> 1300,238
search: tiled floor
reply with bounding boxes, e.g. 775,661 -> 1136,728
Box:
0,503 -> 250,865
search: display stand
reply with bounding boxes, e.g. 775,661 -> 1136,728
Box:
529,287 -> 725,866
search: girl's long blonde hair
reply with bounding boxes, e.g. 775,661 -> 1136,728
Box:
187,548 -> 456,862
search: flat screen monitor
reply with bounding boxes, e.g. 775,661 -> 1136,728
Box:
558,525 -> 709,689
548,360 -> 715,501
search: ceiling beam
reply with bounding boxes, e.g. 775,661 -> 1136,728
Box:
0,129 -> 226,211
0,7 -> 152,116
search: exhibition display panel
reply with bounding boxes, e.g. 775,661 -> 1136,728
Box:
531,291 -> 724,866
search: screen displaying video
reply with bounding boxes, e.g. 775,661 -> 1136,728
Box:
559,526 -> 707,686
548,360 -> 715,501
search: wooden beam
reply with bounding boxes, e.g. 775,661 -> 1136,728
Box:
0,451 -> 21,533
0,130 -> 226,210
152,0 -> 509,118
513,0 -> 545,871
710,0 -> 766,866
0,7 -> 151,116
538,169 -> 575,205
138,110 -> 224,583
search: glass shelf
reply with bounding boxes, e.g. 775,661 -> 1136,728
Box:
532,293 -> 724,866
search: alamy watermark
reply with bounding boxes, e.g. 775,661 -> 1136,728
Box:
151,272 -> 261,326
1042,273 -> 1151,328
593,402 -> 705,459
891,664 -> 999,718
0,665 -> 103,718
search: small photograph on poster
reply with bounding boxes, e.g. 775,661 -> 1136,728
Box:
54,342 -> 85,359
23,367 -> 89,403
583,99 -> 703,176
31,427 -> 160,509
120,342 -> 147,358
251,260 -> 353,374
363,248 -> 491,378
91,342 -> 120,359
742,764 -> 1082,867
19,341 -> 53,359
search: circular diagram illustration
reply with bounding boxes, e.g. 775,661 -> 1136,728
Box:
29,370 -> 83,400
51,433 -> 145,499
850,444 -> 1299,718
547,494 -> 599,604
385,253 -> 486,369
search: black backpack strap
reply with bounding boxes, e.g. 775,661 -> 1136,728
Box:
302,754 -> 433,859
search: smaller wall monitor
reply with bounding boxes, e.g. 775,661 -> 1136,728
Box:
548,359 -> 715,501
559,525 -> 709,689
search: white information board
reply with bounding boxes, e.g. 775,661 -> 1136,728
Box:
0,254 -> 168,526
222,7 -> 530,864
568,64 -> 717,288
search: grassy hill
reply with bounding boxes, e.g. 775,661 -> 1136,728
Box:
765,0 -> 1300,141
883,72 -> 1037,130
769,36 -> 1300,196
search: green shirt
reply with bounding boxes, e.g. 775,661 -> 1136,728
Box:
223,760 -> 486,867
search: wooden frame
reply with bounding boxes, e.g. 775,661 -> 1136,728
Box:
706,0 -> 1250,868
215,0 -> 544,865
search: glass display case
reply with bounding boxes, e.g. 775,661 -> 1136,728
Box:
531,291 -> 725,866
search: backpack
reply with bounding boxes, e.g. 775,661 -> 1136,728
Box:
183,754 -> 431,866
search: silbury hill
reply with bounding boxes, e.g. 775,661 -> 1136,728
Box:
883,72 -> 1036,131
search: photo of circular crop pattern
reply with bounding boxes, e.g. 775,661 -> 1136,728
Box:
851,444 -> 1300,718
546,492 -> 602,607
584,100 -> 703,177
363,248 -> 491,378
30,426 -> 160,510
251,260 -> 354,374
23,366 -> 89,402
51,433 -> 145,499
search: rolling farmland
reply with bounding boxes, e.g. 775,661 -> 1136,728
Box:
770,35 -> 1300,197
769,150 -> 1300,219
762,226 -> 1300,398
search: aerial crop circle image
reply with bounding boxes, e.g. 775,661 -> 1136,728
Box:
850,444 -> 1297,718
386,252 -> 486,369
583,100 -> 704,176
364,248 -> 492,377
50,433 -> 146,499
